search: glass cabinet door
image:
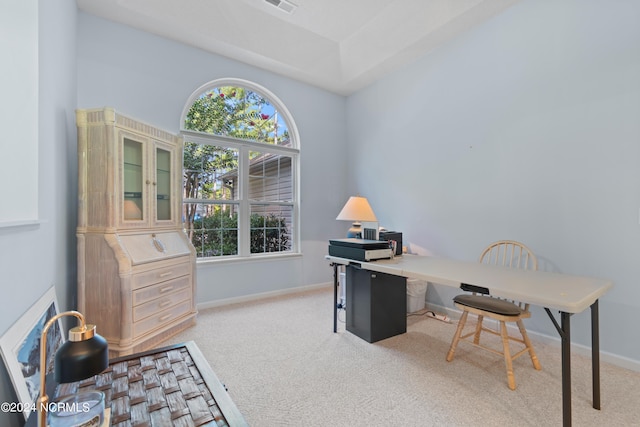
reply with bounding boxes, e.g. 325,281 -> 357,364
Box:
155,147 -> 172,221
123,138 -> 144,221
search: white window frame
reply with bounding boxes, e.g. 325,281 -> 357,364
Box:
180,78 -> 301,260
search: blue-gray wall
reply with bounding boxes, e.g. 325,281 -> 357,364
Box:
0,1 -> 78,426
346,0 -> 640,366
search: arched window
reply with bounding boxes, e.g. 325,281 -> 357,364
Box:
180,79 -> 299,259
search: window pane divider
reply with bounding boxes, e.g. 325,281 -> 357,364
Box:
181,130 -> 299,155
249,201 -> 294,206
184,199 -> 240,205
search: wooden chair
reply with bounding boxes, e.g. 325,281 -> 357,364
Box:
445,240 -> 541,390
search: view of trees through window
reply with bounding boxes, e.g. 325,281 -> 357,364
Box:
182,85 -> 296,258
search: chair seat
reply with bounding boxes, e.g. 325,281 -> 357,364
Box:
453,294 -> 522,316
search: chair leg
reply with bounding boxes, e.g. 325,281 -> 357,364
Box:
446,310 -> 469,362
500,321 -> 516,390
473,314 -> 484,344
517,319 -> 542,370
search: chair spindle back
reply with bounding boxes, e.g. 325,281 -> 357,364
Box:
478,240 -> 538,310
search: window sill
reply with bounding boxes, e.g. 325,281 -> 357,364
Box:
196,252 -> 302,267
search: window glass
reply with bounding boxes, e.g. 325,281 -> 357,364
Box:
184,86 -> 289,145
182,80 -> 298,259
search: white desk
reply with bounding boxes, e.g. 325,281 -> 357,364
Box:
326,254 -> 613,427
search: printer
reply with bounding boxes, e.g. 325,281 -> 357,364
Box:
328,238 -> 393,261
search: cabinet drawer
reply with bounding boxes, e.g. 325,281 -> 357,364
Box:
133,300 -> 192,338
133,287 -> 191,322
132,275 -> 191,306
132,262 -> 191,289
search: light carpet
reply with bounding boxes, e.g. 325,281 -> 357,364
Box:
167,286 -> 640,426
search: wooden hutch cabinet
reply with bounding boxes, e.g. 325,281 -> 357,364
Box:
76,107 -> 197,357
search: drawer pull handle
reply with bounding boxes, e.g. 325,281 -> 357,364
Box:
160,301 -> 172,308
159,271 -> 173,278
159,314 -> 172,322
160,286 -> 173,293
152,234 -> 166,253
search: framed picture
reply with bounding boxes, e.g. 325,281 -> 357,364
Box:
0,286 -> 65,420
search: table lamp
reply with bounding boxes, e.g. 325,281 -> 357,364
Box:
336,196 -> 377,238
37,310 -> 109,427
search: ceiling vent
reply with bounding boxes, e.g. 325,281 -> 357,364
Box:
264,0 -> 297,14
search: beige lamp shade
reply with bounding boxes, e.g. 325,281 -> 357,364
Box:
336,196 -> 378,222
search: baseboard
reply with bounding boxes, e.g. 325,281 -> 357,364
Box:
426,302 -> 640,373
197,282 -> 332,311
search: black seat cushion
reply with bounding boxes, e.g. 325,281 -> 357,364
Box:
454,294 -> 522,316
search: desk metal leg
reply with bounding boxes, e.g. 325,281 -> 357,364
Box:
546,302 -> 602,427
561,311 -> 572,427
591,300 -> 601,410
545,308 -> 573,427
332,263 -> 338,333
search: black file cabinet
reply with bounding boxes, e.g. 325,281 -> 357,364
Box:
346,265 -> 407,343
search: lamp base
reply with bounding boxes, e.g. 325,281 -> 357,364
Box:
347,222 -> 362,238
47,391 -> 105,427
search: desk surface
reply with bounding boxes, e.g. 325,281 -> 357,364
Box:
326,254 -> 613,313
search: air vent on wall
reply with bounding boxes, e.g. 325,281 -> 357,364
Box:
264,0 -> 297,14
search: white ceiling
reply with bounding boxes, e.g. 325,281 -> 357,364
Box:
76,0 -> 518,95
